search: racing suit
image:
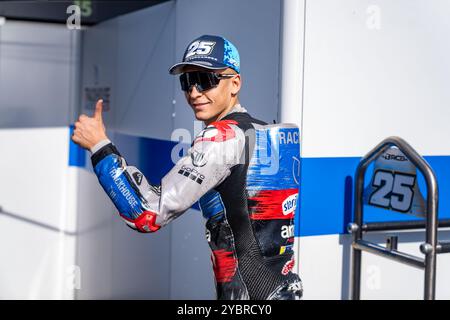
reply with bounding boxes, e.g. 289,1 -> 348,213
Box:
91,105 -> 303,300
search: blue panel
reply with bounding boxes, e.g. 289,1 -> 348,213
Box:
298,157 -> 360,237
298,156 -> 450,237
428,156 -> 450,219
68,126 -> 86,167
247,127 -> 300,190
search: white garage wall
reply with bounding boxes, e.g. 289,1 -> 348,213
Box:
299,0 -> 450,299
77,3 -> 177,299
0,21 -> 80,299
0,21 -> 79,128
302,0 -> 450,158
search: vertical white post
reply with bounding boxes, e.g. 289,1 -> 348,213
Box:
279,0 -> 305,126
280,0 -> 306,276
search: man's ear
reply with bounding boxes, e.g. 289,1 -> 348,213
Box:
231,74 -> 241,96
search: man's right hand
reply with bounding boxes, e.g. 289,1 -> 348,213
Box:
72,99 -> 109,151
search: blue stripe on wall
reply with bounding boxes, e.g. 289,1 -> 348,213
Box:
68,126 -> 86,167
298,156 -> 450,237
69,128 -> 450,237
296,157 -> 360,237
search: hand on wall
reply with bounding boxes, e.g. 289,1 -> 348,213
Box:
72,99 -> 108,150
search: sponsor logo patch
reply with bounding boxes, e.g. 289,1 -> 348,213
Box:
178,165 -> 205,184
191,150 -> 207,167
282,193 -> 298,216
132,172 -> 143,186
278,131 -> 299,145
382,153 -> 408,161
281,225 -> 295,239
282,257 -> 295,276
194,120 -> 237,143
279,244 -> 294,255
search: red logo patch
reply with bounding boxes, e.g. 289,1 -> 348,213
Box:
194,120 -> 238,143
282,257 -> 295,276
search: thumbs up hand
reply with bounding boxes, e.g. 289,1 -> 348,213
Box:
72,99 -> 109,151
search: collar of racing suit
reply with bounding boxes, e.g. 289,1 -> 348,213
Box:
218,104 -> 248,121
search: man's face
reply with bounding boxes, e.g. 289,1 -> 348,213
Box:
182,67 -> 240,125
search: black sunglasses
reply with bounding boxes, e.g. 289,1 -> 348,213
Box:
179,71 -> 236,92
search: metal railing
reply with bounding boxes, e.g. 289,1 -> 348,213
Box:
348,136 -> 450,300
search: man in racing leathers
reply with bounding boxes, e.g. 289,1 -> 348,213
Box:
72,35 -> 303,300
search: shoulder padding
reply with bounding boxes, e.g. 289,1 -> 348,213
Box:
194,119 -> 239,144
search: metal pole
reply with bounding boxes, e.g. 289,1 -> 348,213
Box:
362,219 -> 450,232
350,159 -> 366,299
385,137 -> 438,300
350,229 -> 362,300
350,141 -> 391,299
354,240 -> 425,269
349,136 -> 439,300
423,164 -> 439,300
